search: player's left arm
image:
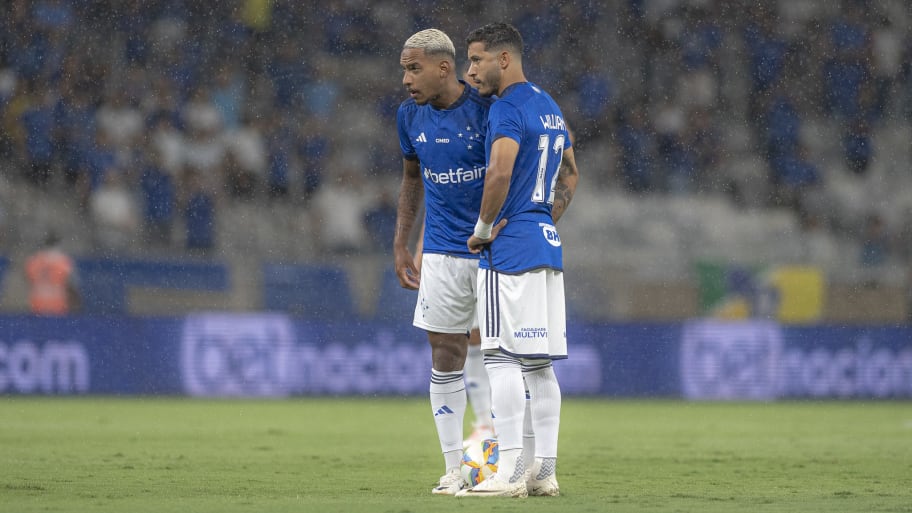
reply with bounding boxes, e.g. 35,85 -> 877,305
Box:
467,136 -> 515,253
551,145 -> 579,224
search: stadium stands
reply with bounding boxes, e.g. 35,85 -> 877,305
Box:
0,0 -> 911,322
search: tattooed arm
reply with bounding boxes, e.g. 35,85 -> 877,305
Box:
551,146 -> 579,225
393,157 -> 424,289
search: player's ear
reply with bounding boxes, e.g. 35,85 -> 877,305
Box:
439,59 -> 450,78
500,51 -> 510,69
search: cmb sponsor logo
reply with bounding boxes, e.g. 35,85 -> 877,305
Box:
0,340 -> 89,394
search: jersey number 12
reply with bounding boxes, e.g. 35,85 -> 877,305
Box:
532,133 -> 565,205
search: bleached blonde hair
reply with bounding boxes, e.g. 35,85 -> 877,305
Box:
403,29 -> 456,61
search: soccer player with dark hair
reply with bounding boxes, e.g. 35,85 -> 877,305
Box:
457,22 -> 580,498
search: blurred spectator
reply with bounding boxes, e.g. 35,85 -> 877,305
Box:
297,118 -> 328,203
363,187 -> 397,254
0,69 -> 18,158
859,213 -> 890,269
183,167 -> 216,254
263,115 -> 293,199
19,85 -> 56,187
653,100 -> 691,193
181,85 -> 226,191
148,110 -> 185,176
797,211 -> 839,267
742,5 -> 789,122
572,53 -> 615,144
24,231 -> 80,315
139,147 -> 176,248
211,64 -> 246,130
301,59 -> 340,121
676,4 -> 723,110
842,116 -> 872,175
89,169 -> 140,252
267,38 -> 308,110
895,207 -> 912,263
223,151 -> 257,200
96,88 -> 143,164
313,166 -> 368,255
223,114 -> 267,198
870,16 -> 903,120
822,3 -> 870,121
686,108 -> 720,184
616,103 -> 656,193
55,82 -> 97,186
141,76 -> 182,129
82,129 -> 119,201
763,88 -> 802,160
769,144 -> 820,211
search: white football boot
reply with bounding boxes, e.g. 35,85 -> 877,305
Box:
525,458 -> 560,496
431,468 -> 465,495
455,472 -> 528,498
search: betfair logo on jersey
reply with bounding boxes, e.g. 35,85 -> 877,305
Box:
423,166 -> 485,185
539,223 -> 561,247
514,327 -> 548,339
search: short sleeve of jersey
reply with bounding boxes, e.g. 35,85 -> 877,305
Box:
396,102 -> 418,160
488,101 -> 524,145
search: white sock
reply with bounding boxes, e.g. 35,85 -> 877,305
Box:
522,384 -> 535,468
485,353 -> 525,481
498,448 -> 524,483
523,363 -> 561,460
430,369 -> 466,471
464,344 -> 493,430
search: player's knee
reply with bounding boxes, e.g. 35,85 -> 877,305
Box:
429,333 -> 468,370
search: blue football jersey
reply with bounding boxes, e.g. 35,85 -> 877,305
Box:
397,82 -> 493,258
483,82 -> 572,273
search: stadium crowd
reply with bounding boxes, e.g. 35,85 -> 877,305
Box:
1,0 -> 911,268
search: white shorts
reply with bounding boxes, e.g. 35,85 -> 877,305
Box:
413,253 -> 478,334
477,267 -> 567,359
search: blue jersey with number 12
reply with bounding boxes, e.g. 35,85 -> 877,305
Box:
483,82 -> 571,274
397,82 -> 493,258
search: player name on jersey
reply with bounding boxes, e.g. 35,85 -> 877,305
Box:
540,114 -> 566,131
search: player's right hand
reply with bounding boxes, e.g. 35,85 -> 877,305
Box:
394,247 -> 420,290
467,219 -> 508,254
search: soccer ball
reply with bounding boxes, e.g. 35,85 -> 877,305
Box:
460,438 -> 499,486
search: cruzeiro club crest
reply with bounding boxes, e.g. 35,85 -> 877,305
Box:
457,125 -> 483,150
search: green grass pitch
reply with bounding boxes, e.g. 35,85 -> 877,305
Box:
1,397 -> 910,513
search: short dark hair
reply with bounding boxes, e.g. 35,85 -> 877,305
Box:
466,22 -> 523,56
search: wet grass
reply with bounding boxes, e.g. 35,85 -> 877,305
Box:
1,397 -> 910,513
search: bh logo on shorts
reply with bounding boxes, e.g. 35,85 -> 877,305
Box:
539,223 -> 561,247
